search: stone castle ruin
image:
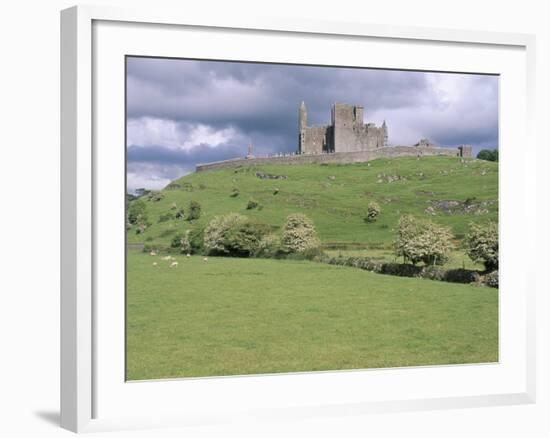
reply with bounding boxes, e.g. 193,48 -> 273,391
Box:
196,102 -> 472,172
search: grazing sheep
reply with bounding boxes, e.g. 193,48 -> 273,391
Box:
161,256 -> 173,261
149,250 -> 157,256
170,261 -> 178,268
186,253 -> 191,257
152,262 -> 158,266
203,257 -> 208,262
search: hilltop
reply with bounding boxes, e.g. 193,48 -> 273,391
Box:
127,156 -> 498,250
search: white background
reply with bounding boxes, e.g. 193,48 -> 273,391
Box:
0,0 -> 547,437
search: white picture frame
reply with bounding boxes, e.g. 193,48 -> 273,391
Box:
60,4 -> 537,433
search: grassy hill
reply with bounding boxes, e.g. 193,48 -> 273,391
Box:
127,156 -> 498,251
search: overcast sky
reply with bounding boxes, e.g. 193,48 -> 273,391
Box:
126,57 -> 498,192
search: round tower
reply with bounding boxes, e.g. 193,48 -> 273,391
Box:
299,101 -> 307,129
382,120 -> 388,147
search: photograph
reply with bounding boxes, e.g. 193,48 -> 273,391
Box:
125,56 -> 499,381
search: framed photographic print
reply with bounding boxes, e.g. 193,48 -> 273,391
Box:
61,5 -> 536,433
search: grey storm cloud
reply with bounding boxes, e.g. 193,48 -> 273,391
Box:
127,143 -> 244,168
126,56 -> 498,192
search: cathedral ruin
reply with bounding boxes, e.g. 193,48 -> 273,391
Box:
195,101 -> 473,172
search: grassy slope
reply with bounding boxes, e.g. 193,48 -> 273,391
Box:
126,157 -> 499,380
127,156 -> 498,249
127,251 -> 498,380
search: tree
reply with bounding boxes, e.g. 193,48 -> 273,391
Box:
203,213 -> 270,257
187,200 -> 201,221
366,201 -> 381,222
255,234 -> 283,258
477,149 -> 498,162
172,228 -> 205,255
127,199 -> 147,225
394,215 -> 454,265
224,220 -> 271,257
466,221 -> 498,271
281,213 -> 320,253
180,230 -> 192,254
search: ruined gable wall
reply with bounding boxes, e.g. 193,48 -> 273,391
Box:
300,125 -> 330,154
332,104 -> 386,152
332,104 -> 358,153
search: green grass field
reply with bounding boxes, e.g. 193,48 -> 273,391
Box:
126,156 -> 499,380
126,250 -> 498,380
127,156 -> 498,249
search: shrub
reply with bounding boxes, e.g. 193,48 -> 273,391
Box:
127,199 -> 147,225
466,221 -> 498,271
203,213 -> 270,257
281,213 -> 321,253
171,233 -> 183,248
147,191 -> 165,202
204,213 -> 244,254
483,270 -> 499,288
246,198 -> 259,210
187,200 -> 201,221
188,227 -> 205,254
142,244 -> 159,254
326,255 -> 381,271
477,149 -> 499,162
379,262 -> 423,277
444,268 -> 480,284
230,188 -> 240,198
180,230 -> 192,254
255,234 -> 284,258
365,201 -> 381,222
175,208 -> 185,219
135,222 -> 149,234
394,215 -> 454,265
285,247 -> 326,261
223,220 -> 271,257
158,212 -> 174,223
172,229 -> 201,254
420,265 -> 446,281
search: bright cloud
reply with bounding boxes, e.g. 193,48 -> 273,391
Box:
127,118 -> 238,151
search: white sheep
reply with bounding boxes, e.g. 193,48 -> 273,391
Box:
152,262 -> 158,267
149,250 -> 157,256
170,261 -> 178,268
203,257 -> 208,262
186,253 -> 191,257
161,256 -> 173,261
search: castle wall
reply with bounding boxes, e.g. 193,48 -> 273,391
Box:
196,146 -> 467,172
300,125 -> 330,154
331,124 -> 386,152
